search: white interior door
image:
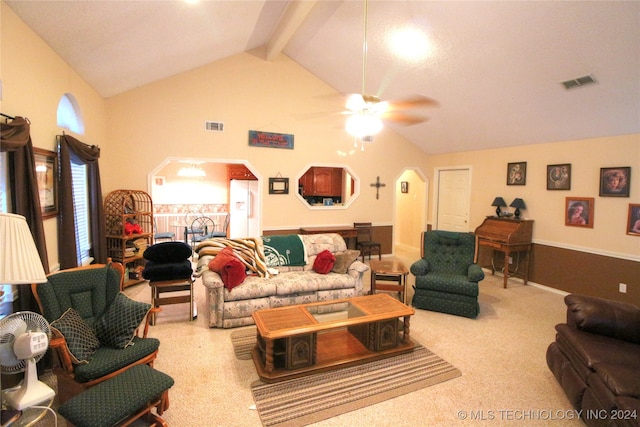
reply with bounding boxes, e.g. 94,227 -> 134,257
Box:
435,168 -> 471,232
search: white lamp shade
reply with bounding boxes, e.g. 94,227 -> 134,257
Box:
345,113 -> 383,138
0,213 -> 47,284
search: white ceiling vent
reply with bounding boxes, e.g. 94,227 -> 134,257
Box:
205,121 -> 224,132
561,75 -> 597,90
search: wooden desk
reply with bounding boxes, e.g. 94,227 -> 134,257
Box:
474,217 -> 534,288
300,226 -> 357,249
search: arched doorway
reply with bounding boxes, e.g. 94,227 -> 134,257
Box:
394,169 -> 427,252
147,158 -> 261,240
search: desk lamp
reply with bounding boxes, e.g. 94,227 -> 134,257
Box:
0,213 -> 48,425
491,197 -> 507,217
510,198 -> 526,219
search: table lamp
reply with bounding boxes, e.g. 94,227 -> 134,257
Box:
0,213 -> 48,425
510,198 -> 526,219
491,197 -> 507,217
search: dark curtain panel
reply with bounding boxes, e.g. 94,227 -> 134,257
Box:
58,134 -> 106,269
1,117 -> 50,312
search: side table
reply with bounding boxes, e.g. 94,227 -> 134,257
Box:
369,260 -> 409,304
149,278 -> 197,325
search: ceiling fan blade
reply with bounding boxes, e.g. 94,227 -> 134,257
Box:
386,95 -> 439,111
381,111 -> 429,126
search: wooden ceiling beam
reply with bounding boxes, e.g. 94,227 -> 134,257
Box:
265,0 -> 317,61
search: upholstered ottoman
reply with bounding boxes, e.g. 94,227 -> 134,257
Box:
58,364 -> 174,426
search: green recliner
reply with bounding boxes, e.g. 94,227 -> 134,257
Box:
410,230 -> 484,318
32,261 -> 160,404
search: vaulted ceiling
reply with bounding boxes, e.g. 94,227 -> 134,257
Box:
6,1 -> 639,154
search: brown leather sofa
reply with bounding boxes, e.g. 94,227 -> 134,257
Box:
547,294 -> 640,427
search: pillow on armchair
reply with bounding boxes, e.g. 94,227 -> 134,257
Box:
50,308 -> 101,364
95,292 -> 152,349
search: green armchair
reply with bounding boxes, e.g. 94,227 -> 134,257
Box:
32,261 -> 160,404
410,230 -> 484,318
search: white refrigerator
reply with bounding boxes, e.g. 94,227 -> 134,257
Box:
229,179 -> 260,238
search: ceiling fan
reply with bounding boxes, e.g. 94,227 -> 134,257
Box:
344,0 -> 438,148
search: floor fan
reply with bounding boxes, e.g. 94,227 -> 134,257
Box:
0,311 -> 55,411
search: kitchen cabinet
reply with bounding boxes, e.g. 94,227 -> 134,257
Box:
228,164 -> 257,180
298,167 -> 343,197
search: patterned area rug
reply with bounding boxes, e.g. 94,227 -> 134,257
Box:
230,327 -> 257,360
231,329 -> 461,427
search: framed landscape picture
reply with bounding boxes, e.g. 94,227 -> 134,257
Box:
599,167 -> 630,197
507,162 -> 526,185
627,204 -> 640,236
547,164 -> 571,190
565,197 -> 594,228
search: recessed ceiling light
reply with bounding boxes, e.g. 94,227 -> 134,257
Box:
389,27 -> 432,62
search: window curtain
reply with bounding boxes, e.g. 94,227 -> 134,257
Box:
58,134 -> 107,269
1,116 -> 50,311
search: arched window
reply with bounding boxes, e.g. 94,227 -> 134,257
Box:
57,93 -> 85,134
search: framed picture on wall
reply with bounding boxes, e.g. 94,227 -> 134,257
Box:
507,162 -> 526,185
401,181 -> 409,193
627,204 -> 640,236
599,167 -> 630,197
565,197 -> 594,228
547,164 -> 571,190
33,147 -> 58,218
268,177 -> 289,194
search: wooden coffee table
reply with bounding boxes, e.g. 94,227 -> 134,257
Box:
251,294 -> 415,382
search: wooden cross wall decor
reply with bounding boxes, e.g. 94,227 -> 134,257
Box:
370,176 -> 386,199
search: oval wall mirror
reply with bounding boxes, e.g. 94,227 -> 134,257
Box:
295,164 -> 359,210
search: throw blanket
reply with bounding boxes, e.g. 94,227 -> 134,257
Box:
262,234 -> 306,267
195,238 -> 269,278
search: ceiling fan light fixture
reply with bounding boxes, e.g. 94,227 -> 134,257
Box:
346,112 -> 383,138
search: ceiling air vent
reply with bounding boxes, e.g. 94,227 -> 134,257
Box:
205,121 -> 224,132
561,75 -> 597,90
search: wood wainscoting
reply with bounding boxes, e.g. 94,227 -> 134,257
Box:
479,242 -> 639,304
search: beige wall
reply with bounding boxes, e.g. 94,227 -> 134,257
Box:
426,134 -> 640,260
1,3 -> 107,271
104,51 -> 429,231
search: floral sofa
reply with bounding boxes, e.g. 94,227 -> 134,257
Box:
194,233 -> 368,328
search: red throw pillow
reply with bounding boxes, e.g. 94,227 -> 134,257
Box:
208,247 -> 247,291
313,250 -> 336,274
